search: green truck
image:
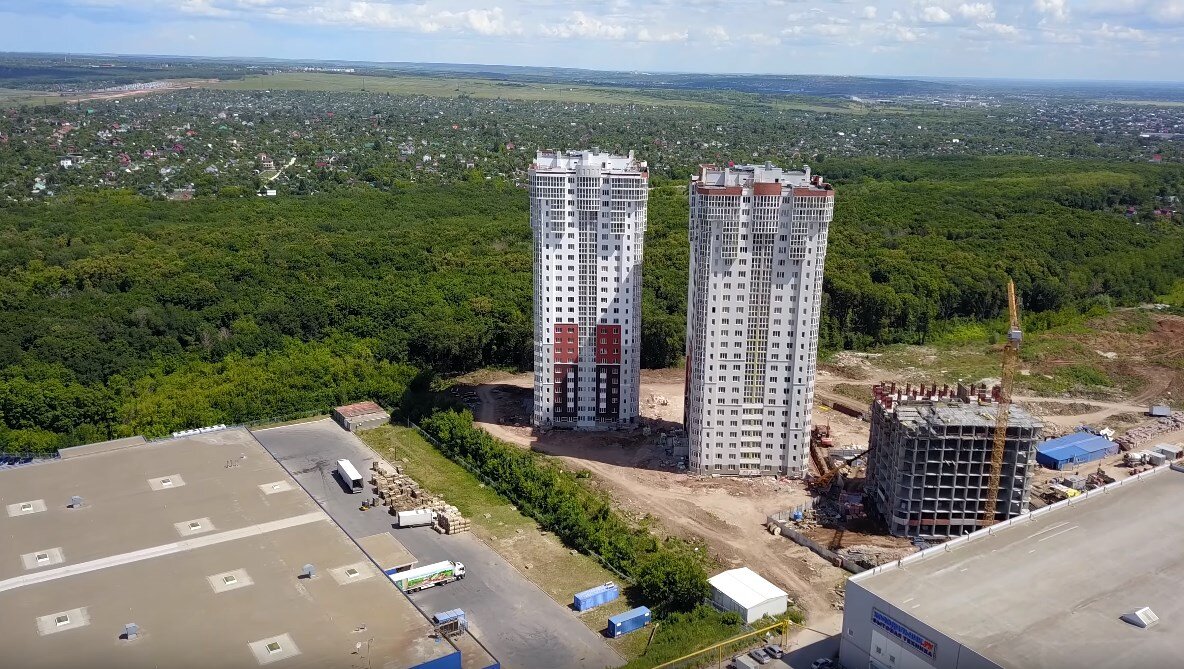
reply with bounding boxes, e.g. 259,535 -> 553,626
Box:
388,560 -> 466,592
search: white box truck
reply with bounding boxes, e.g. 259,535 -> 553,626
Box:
396,508 -> 435,528
336,459 -> 364,493
389,560 -> 465,592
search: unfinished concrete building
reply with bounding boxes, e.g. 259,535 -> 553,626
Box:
866,382 -> 1043,539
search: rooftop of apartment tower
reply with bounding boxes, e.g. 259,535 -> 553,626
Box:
693,162 -> 833,191
872,381 -> 1043,431
531,148 -> 647,173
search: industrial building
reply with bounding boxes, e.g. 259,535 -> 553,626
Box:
0,428 -> 493,669
684,162 -> 835,476
331,400 -> 391,432
1035,429 -> 1119,470
866,383 -> 1043,538
529,149 -> 648,430
708,567 -> 789,624
841,464 -> 1184,669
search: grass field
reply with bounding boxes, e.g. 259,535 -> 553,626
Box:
359,425 -> 793,666
209,72 -> 720,107
0,88 -> 67,107
1112,99 -> 1184,107
206,71 -> 867,113
360,426 -> 639,651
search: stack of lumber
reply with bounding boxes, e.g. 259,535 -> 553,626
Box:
371,460 -> 470,532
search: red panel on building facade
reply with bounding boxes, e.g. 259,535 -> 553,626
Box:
753,182 -> 782,196
554,323 -> 579,363
595,324 -> 621,364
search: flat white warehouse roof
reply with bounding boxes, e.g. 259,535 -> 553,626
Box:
709,567 -> 787,609
851,465 -> 1184,668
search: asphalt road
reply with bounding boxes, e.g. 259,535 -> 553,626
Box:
251,419 -> 622,669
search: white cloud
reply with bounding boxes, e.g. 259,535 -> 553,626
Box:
637,27 -> 688,42
1041,29 -> 1082,42
1093,21 -> 1150,40
30,0 -> 1184,75
1034,0 -> 1069,21
978,21 -> 1019,37
540,11 -> 627,39
703,25 -> 730,42
744,32 -> 781,46
921,6 -> 952,23
1153,1 -> 1184,23
292,3 -> 525,36
814,22 -> 850,36
896,25 -> 920,41
957,3 -> 996,22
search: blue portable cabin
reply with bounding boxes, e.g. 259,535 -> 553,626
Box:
573,582 -> 620,611
1035,431 -> 1119,470
431,609 -> 466,626
607,606 -> 651,638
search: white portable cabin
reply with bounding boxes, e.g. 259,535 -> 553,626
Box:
708,567 -> 788,624
336,459 -> 365,493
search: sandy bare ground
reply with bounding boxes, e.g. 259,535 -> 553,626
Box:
459,313 -> 1184,641
464,369 -> 848,634
12,79 -> 217,106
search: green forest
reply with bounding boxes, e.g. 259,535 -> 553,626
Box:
2,156 -> 1183,452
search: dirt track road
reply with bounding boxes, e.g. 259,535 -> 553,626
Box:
469,371 -> 847,632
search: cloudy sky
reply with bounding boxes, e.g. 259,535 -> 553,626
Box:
3,0 -> 1182,80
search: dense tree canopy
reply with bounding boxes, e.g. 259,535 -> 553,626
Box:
1,157 -> 1182,452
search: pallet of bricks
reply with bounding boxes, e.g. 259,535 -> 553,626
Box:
370,461 -> 470,534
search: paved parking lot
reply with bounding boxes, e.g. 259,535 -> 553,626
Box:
252,419 -> 622,669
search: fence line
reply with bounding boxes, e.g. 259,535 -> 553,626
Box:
404,419 -> 633,585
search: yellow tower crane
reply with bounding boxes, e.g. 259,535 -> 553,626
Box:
982,280 -> 1022,527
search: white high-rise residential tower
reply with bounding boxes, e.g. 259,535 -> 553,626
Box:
530,149 -> 648,430
684,163 -> 834,476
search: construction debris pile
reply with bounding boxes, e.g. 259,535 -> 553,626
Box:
1032,467 -> 1117,504
838,544 -> 917,569
371,461 -> 471,534
1116,412 -> 1184,450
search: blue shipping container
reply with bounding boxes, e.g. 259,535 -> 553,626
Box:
608,606 -> 651,638
573,582 -> 620,611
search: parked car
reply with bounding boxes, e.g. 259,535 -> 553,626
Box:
748,647 -> 772,664
764,644 -> 784,659
811,659 -> 834,669
728,654 -> 760,669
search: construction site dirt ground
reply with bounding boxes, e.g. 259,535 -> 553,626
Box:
453,310 -> 1184,644
455,368 -> 849,639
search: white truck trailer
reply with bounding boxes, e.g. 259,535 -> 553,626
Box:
388,560 -> 466,592
336,459 -> 364,493
396,508 -> 435,528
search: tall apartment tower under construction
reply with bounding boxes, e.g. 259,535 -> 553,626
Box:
529,149 -> 648,430
866,382 -> 1043,538
684,163 -> 834,476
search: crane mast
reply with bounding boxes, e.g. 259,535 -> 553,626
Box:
982,280 -> 1021,527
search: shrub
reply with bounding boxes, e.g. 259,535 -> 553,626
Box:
419,409 -> 709,613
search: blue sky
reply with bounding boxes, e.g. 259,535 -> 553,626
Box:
3,0 -> 1183,80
